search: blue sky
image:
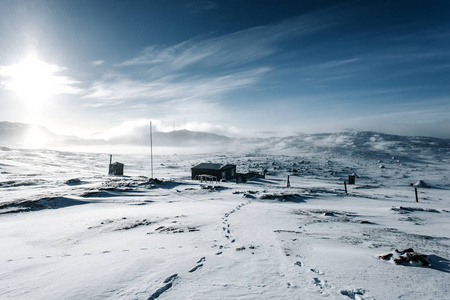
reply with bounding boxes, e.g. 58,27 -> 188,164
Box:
0,0 -> 449,138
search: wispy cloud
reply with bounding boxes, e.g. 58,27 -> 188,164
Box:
118,12 -> 332,70
84,67 -> 270,106
91,60 -> 104,66
186,1 -> 218,14
87,11 -> 334,112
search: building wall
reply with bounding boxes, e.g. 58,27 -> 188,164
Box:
191,168 -> 221,179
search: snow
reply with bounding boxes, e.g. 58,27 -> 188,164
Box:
0,132 -> 449,299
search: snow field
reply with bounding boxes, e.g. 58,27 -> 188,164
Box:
0,135 -> 449,299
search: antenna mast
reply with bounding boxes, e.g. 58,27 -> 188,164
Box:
150,121 -> 154,179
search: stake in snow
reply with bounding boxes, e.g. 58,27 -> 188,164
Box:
0,131 -> 449,299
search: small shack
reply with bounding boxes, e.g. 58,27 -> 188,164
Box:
109,162 -> 124,175
108,154 -> 124,176
236,171 -> 265,183
191,163 -> 236,181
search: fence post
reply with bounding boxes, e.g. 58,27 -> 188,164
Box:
415,187 -> 419,202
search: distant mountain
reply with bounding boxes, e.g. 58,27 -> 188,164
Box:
107,129 -> 231,146
0,122 -> 60,146
0,122 -> 232,147
2,122 -> 449,158
254,131 -> 450,162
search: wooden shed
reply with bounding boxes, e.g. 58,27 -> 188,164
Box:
191,163 -> 236,181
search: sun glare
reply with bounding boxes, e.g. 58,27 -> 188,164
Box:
1,56 -> 64,101
0,54 -> 81,124
24,125 -> 49,148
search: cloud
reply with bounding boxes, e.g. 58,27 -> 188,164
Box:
101,119 -> 158,140
185,121 -> 242,137
83,67 -> 270,106
84,11 -> 333,118
91,60 -> 104,66
99,118 -> 243,141
118,12 -> 331,70
186,1 -> 218,14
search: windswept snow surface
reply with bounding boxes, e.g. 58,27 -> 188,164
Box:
0,132 -> 449,299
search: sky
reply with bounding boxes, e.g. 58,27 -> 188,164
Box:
0,0 -> 449,139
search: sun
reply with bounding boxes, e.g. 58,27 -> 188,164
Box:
1,55 -> 63,102
0,54 -> 81,124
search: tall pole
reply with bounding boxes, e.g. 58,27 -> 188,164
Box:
150,121 -> 154,179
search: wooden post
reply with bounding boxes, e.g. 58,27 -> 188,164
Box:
109,154 -> 112,165
415,187 -> 418,203
287,175 -> 290,188
344,181 -> 347,194
150,121 -> 154,179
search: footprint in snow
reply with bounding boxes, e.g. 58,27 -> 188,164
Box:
189,264 -> 203,273
312,277 -> 326,289
164,274 -> 178,283
310,268 -> 324,275
196,257 -> 206,263
148,274 -> 178,300
340,288 -> 368,299
215,252 -> 223,255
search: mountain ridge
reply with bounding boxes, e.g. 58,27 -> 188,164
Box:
1,122 -> 449,155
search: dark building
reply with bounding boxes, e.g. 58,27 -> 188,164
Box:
109,162 -> 124,175
191,163 -> 236,181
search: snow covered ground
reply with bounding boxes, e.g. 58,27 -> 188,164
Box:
0,132 -> 449,299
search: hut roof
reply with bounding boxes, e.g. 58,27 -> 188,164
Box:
192,163 -> 235,170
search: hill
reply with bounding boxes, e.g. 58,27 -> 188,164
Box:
0,121 -> 232,148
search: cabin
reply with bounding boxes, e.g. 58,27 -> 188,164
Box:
191,163 -> 236,181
